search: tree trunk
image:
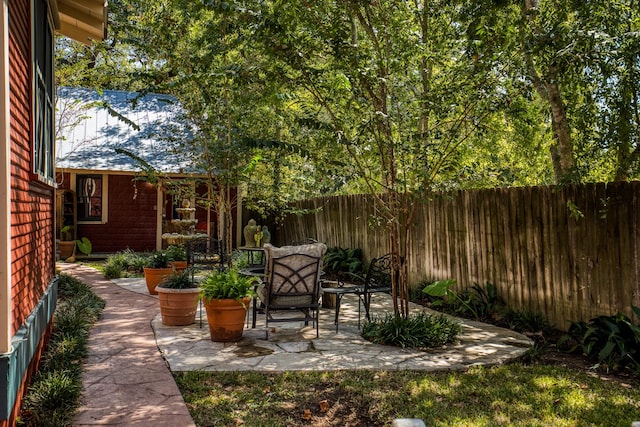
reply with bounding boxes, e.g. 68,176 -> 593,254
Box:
521,0 -> 575,183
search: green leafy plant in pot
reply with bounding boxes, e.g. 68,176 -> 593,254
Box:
165,244 -> 187,272
155,270 -> 200,326
143,251 -> 173,295
58,225 -> 76,260
200,268 -> 257,342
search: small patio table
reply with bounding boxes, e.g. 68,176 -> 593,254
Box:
239,266 -> 266,328
238,246 -> 265,266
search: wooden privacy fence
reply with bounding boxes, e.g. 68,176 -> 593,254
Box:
279,181 -> 640,330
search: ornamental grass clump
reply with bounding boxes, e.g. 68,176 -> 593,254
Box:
362,312 -> 460,349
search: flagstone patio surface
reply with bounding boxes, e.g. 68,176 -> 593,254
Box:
58,263 -> 532,426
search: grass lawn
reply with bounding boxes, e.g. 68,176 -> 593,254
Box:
174,364 -> 640,426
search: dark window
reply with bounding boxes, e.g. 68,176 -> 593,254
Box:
33,0 -> 55,184
77,175 -> 103,221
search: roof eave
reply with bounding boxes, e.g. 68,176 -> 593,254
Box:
53,0 -> 107,45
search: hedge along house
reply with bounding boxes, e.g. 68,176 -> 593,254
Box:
55,86 -> 237,254
1,1 -> 106,425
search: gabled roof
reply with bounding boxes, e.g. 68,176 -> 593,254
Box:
56,87 -> 197,174
52,0 -> 107,45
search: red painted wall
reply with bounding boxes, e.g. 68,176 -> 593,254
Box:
8,0 -> 55,336
56,174 -> 233,253
80,175 -> 158,253
4,1 -> 56,425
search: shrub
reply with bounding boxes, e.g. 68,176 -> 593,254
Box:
423,279 -> 504,322
323,247 -> 365,278
503,309 -> 555,336
104,262 -> 123,279
362,312 -> 460,349
103,249 -> 149,279
559,306 -> 640,373
21,371 -> 82,426
165,244 -> 187,262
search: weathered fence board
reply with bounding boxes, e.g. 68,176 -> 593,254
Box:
277,181 -> 640,329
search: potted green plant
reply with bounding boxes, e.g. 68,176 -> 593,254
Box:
200,268 -> 257,342
58,225 -> 76,260
143,251 -> 173,295
155,271 -> 200,326
165,244 -> 187,272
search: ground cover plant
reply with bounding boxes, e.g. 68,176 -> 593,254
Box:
18,273 -> 104,426
175,365 -> 640,426
559,306 -> 640,375
103,249 -> 151,279
362,312 -> 460,349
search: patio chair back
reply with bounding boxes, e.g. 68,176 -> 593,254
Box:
186,237 -> 225,273
363,253 -> 394,293
258,243 -> 327,337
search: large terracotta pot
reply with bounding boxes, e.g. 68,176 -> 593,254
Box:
156,286 -> 200,326
143,267 -> 174,295
203,297 -> 251,342
58,240 -> 75,260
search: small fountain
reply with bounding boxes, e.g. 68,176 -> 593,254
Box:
162,201 -> 207,245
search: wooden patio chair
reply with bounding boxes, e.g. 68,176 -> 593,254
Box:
321,253 -> 394,332
253,242 -> 327,338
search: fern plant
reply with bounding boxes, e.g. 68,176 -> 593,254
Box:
323,247 -> 365,279
200,269 -> 257,302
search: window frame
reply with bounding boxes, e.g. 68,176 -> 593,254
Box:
74,173 -> 108,224
31,0 -> 55,186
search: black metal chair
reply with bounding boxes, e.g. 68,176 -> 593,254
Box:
321,253 -> 394,331
185,237 -> 225,327
186,237 -> 225,275
253,243 -> 326,337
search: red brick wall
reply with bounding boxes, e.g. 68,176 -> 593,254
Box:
9,0 -> 55,335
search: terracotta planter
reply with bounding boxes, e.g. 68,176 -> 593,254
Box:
156,286 -> 200,326
203,297 -> 251,342
169,261 -> 188,273
144,267 -> 174,295
58,240 -> 75,260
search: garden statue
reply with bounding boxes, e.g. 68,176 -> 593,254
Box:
243,219 -> 257,247
261,226 -> 271,245
254,226 -> 264,247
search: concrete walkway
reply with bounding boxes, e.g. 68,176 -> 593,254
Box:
58,263 -> 532,426
58,264 -> 196,427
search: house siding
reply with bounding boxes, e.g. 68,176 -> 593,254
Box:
9,0 -> 55,335
1,1 -> 56,424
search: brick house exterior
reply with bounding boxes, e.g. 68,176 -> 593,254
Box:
0,1 -> 105,425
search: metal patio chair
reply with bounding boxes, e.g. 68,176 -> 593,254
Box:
321,253 -> 394,332
253,243 -> 327,338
